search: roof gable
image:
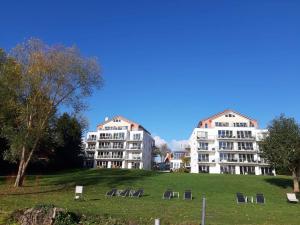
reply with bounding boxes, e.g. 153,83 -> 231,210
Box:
197,109 -> 258,128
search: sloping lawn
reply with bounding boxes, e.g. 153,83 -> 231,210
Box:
0,169 -> 299,225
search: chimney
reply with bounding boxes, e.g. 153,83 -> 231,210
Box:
104,117 -> 109,121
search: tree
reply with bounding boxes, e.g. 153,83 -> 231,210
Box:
0,39 -> 102,187
259,115 -> 300,192
49,113 -> 83,170
157,143 -> 170,162
181,146 -> 191,169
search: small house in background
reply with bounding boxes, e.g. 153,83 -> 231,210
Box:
169,150 -> 191,171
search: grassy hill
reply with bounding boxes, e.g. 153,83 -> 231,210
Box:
0,169 -> 299,225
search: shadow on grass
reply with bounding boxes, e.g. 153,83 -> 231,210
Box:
264,177 -> 292,189
42,169 -> 162,188
0,184 -> 70,196
1,169 -> 163,195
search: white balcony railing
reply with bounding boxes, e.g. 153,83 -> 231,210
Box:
97,155 -> 124,159
196,135 -> 215,141
125,156 -> 142,160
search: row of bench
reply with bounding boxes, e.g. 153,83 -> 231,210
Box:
75,186 -> 299,204
236,193 -> 265,204
106,188 -> 144,197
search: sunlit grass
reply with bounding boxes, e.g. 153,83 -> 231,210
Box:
0,169 -> 299,225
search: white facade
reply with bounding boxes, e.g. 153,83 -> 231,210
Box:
189,110 -> 274,175
83,116 -> 155,170
169,151 -> 191,171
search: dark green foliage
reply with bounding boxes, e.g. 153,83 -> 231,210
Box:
260,115 -> 300,170
259,114 -> 300,191
49,113 -> 83,170
54,211 -> 79,225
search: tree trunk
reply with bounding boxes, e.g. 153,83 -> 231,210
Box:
292,170 -> 299,193
14,147 -> 26,187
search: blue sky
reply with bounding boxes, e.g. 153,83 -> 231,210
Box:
1,0 -> 300,148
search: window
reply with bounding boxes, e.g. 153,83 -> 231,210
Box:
205,123 -> 208,128
100,133 -> 112,139
220,153 -> 236,162
239,154 -> 255,162
218,130 -> 233,138
219,141 -> 233,150
221,165 -> 236,174
261,167 -> 273,175
132,162 -> 140,169
113,132 -> 125,140
131,153 -> 141,160
234,123 -> 247,127
198,154 -> 209,162
88,135 -> 96,140
225,114 -> 235,117
215,122 -> 229,127
99,142 -> 110,149
97,161 -> 108,168
111,161 -> 122,168
240,166 -> 255,175
197,131 -> 208,139
87,144 -> 96,149
237,131 -> 253,139
113,142 -> 124,149
198,142 -> 209,150
133,133 -> 141,140
238,142 -> 253,150
97,151 -> 110,158
112,151 -> 123,159
131,143 -> 141,149
199,165 -> 209,173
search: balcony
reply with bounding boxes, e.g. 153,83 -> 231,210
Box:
219,159 -> 239,163
127,146 -> 142,150
196,135 -> 215,142
198,159 -> 216,164
87,138 -> 97,142
98,145 -> 125,150
127,138 -> 143,142
236,136 -> 256,141
97,155 -> 124,159
125,156 -> 142,160
85,154 -> 95,159
217,136 -> 256,141
219,159 -> 258,165
217,147 -> 258,153
85,148 -> 96,151
98,137 -> 126,141
197,147 -> 215,152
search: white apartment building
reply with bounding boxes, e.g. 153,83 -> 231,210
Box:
83,116 -> 155,170
189,110 -> 275,175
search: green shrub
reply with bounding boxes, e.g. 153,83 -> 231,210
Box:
54,211 -> 79,225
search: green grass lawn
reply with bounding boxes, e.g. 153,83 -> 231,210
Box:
0,169 -> 299,225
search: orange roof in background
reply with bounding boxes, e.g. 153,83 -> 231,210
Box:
97,115 -> 151,135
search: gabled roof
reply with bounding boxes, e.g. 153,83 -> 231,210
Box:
97,115 -> 151,135
197,109 -> 257,127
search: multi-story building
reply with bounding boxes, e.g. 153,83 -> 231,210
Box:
83,116 -> 155,170
189,110 -> 275,175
